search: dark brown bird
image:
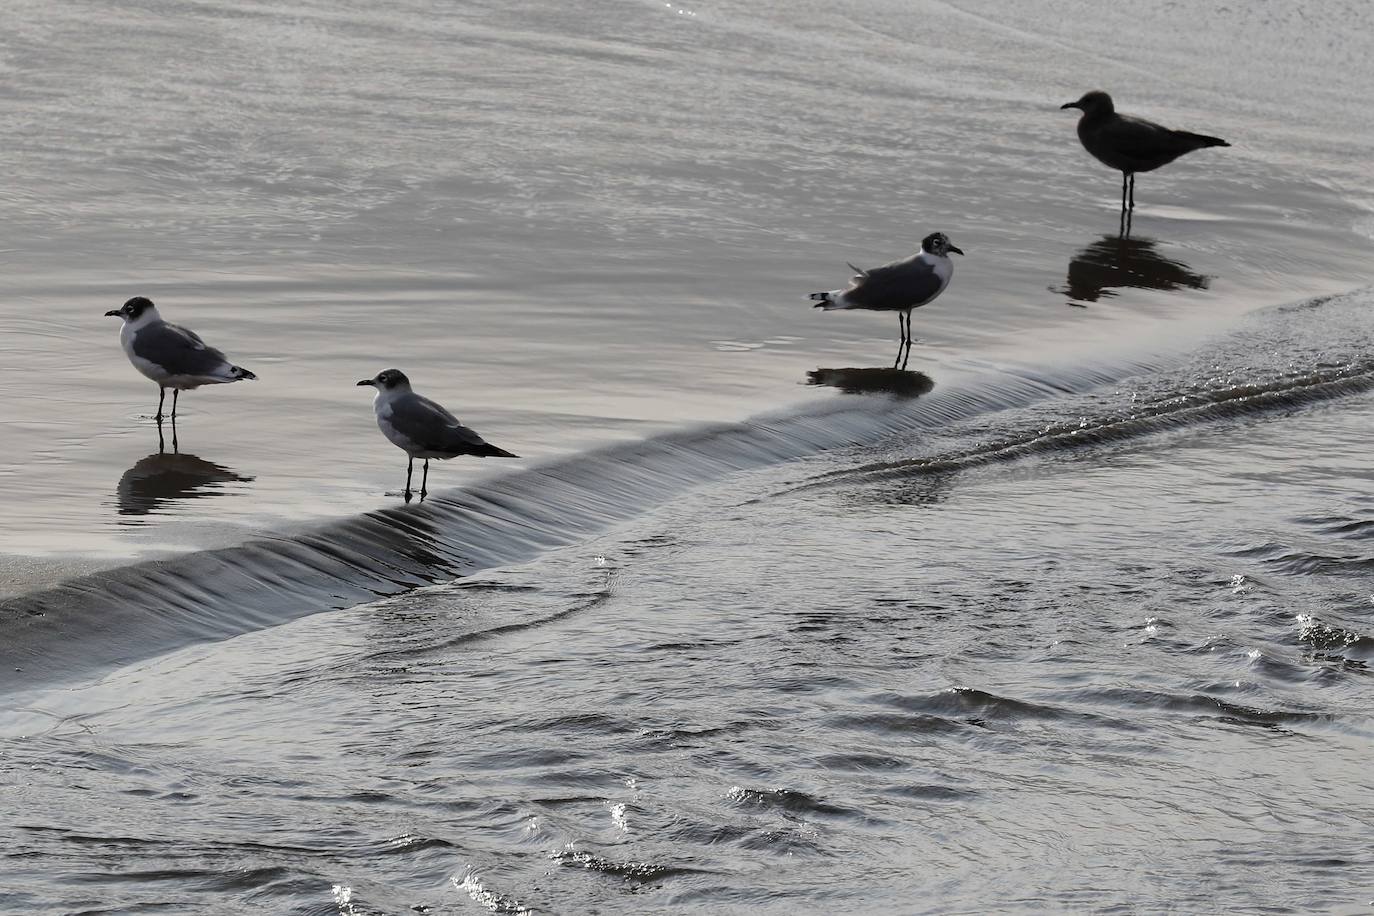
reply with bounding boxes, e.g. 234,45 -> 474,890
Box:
1060,91 -> 1230,212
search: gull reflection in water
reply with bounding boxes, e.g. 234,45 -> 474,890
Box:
1060,234 -> 1211,305
116,445 -> 254,518
806,367 -> 935,398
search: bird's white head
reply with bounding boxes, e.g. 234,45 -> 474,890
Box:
921,232 -> 964,258
356,368 -> 413,397
103,296 -> 161,328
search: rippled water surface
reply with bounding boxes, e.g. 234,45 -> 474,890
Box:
3,0 -> 1374,912
9,298 -> 1374,912
2,0 -> 1372,573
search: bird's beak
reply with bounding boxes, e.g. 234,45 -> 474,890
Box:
948,245 -> 965,256
1060,101 -> 1081,110
104,309 -> 121,317
356,379 -> 375,387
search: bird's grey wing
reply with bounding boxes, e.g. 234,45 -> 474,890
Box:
843,256 -> 941,309
132,322 -> 231,376
174,323 -> 207,346
389,393 -> 489,453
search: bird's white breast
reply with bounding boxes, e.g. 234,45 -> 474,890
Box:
374,393 -> 419,455
120,321 -> 170,383
922,252 -> 954,302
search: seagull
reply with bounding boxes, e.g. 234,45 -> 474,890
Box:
1060,90 -> 1230,213
104,296 -> 257,422
356,368 -> 518,502
809,231 -> 963,366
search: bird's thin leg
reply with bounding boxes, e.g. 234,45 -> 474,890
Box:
420,460 -> 430,500
156,415 -> 166,454
404,457 -> 414,503
171,413 -> 178,453
156,387 -> 166,422
171,389 -> 180,421
1121,172 -> 1129,214
900,341 -> 911,371
1128,173 -> 1135,211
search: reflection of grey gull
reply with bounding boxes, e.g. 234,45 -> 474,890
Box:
105,297 -> 257,420
1060,91 -> 1229,211
117,451 -> 253,517
809,232 -> 964,349
356,369 -> 518,503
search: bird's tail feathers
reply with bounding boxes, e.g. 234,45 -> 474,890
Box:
1179,130 -> 1229,149
476,442 -> 519,458
230,365 -> 258,381
809,290 -> 849,310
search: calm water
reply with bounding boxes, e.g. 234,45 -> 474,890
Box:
3,0 -> 1374,912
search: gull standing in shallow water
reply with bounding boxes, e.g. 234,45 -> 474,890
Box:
105,296 -> 257,422
357,368 -> 518,503
809,231 -> 963,367
1060,90 -> 1230,215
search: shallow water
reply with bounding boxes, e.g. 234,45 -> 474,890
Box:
2,0 -> 1371,575
3,0 -> 1374,912
7,292 -> 1374,914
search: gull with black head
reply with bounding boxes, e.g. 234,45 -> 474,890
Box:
1060,90 -> 1230,215
105,296 -> 257,422
357,368 -> 519,503
809,231 -> 964,367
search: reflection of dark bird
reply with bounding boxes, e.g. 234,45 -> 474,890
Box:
1060,91 -> 1229,212
809,232 -> 964,365
1060,234 -> 1211,304
357,369 -> 519,503
116,451 -> 253,517
104,296 -> 257,422
806,367 -> 935,399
